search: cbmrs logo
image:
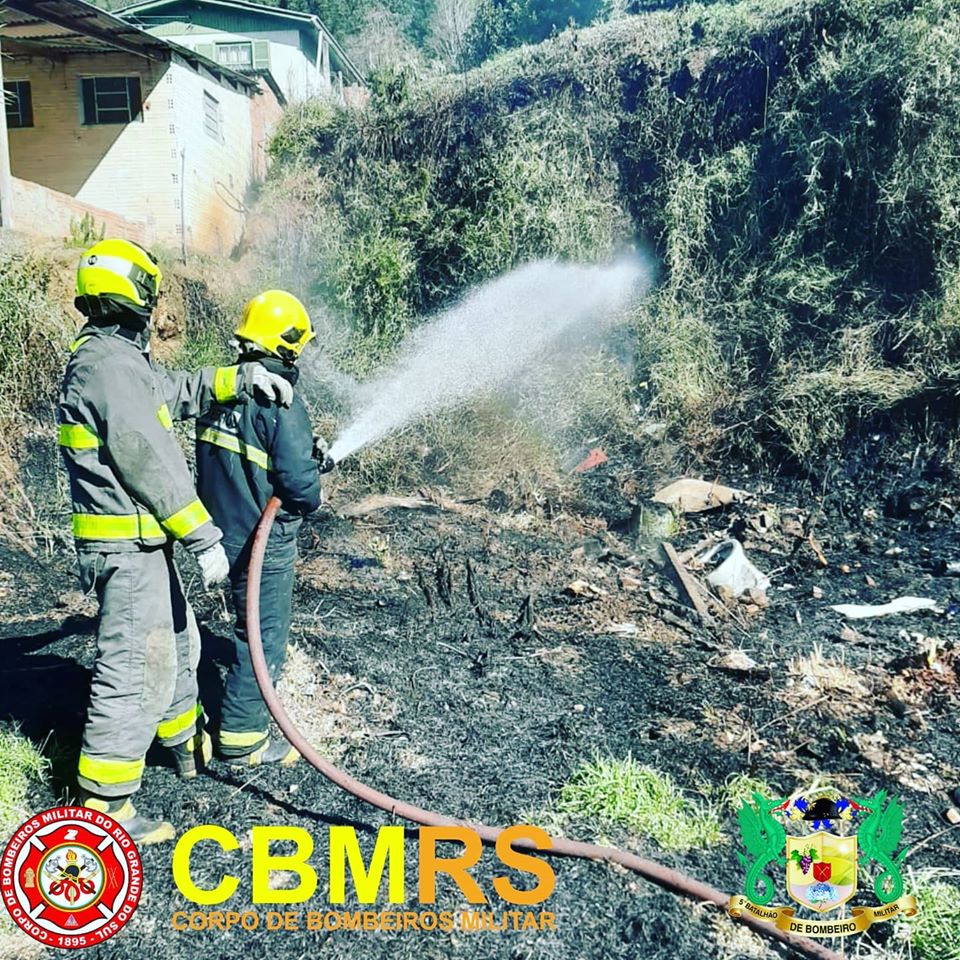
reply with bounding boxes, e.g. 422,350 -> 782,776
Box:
173,824 -> 555,907
1,806 -> 143,950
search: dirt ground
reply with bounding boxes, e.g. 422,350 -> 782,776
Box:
1,432 -> 959,960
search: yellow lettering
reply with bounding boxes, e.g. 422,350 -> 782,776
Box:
252,827 -> 318,904
328,826 -> 405,904
492,826 -> 555,905
172,826 -> 239,905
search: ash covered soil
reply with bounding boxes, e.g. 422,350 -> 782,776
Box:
2,443 -> 960,960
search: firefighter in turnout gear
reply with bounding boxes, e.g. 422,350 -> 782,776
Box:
196,290 -> 326,766
59,240 -> 294,843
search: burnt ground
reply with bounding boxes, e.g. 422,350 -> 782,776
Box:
1,436 -> 959,960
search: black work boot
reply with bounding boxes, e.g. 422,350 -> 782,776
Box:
81,795 -> 175,845
224,738 -> 299,768
169,724 -> 213,779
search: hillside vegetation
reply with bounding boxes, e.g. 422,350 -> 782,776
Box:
259,0 -> 960,468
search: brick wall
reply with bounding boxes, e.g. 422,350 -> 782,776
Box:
10,176 -> 148,245
4,52 -> 176,237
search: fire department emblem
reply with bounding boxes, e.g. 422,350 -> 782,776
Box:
728,787 -> 920,938
1,806 -> 142,949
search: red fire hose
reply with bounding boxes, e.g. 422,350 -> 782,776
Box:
246,496 -> 842,960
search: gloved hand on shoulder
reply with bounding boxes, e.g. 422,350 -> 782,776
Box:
240,363 -> 293,407
196,542 -> 230,588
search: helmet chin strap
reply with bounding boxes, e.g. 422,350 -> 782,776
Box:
238,344 -> 296,368
75,296 -> 150,328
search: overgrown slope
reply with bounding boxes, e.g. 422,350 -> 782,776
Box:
260,0 -> 960,468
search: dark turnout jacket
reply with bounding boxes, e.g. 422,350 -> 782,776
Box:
195,358 -> 321,548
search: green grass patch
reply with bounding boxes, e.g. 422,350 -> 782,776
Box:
557,755 -> 724,851
895,871 -> 960,960
715,773 -> 779,812
0,727 -> 49,836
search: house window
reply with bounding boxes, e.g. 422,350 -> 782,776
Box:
215,42 -> 253,67
80,76 -> 142,125
203,91 -> 221,141
4,80 -> 33,129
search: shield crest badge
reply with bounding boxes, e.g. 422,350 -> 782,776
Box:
786,832 -> 858,913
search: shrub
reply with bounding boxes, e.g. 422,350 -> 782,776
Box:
0,254 -> 70,422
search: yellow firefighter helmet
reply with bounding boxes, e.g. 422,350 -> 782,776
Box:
75,238 -> 162,318
235,290 -> 315,363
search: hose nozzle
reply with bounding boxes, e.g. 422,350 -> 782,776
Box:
312,434 -> 335,473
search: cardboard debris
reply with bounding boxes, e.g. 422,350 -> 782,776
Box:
652,478 -> 748,514
573,447 -> 608,474
830,597 -> 937,619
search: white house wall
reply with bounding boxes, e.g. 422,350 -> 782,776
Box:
169,56 -> 254,255
147,22 -> 328,101
4,49 -> 259,254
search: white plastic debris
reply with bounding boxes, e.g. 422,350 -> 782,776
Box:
829,597 -> 937,619
697,539 -> 771,597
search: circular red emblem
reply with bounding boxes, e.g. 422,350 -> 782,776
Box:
1,806 -> 142,949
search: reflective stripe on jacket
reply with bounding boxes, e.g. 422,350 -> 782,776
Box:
58,324 -> 245,553
195,361 -> 320,546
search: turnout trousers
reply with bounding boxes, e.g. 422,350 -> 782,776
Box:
76,545 -> 202,798
219,535 -> 296,757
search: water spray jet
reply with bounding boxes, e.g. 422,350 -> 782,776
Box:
326,257 -> 651,465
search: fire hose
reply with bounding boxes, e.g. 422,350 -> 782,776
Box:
246,496 -> 842,960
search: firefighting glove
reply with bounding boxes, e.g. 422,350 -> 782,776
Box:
242,363 -> 293,407
196,543 -> 230,588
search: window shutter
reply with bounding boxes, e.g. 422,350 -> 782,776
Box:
195,42 -> 215,61
252,40 -> 270,70
127,76 -> 143,121
80,78 -> 95,124
19,82 -> 33,127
